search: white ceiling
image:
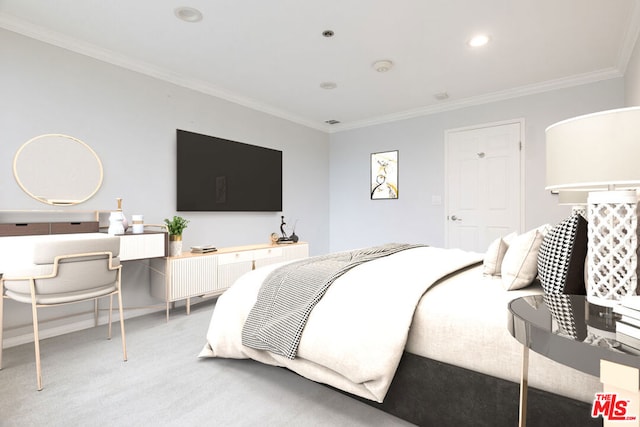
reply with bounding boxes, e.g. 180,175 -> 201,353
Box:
1,0 -> 639,133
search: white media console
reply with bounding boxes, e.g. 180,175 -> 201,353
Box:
149,242 -> 309,320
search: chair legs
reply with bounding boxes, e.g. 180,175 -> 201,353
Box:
29,278 -> 43,391
31,306 -> 43,391
5,250 -> 126,391
0,292 -> 4,371
117,270 -> 127,362
108,295 -> 113,340
94,299 -> 99,328
26,292 -> 125,391
9,272 -> 126,390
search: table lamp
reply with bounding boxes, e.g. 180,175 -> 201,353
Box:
557,191 -> 588,218
546,106 -> 640,306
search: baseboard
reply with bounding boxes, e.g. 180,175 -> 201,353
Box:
2,296 -> 215,349
2,305 -> 161,349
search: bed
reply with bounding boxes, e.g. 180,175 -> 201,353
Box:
200,239 -> 601,426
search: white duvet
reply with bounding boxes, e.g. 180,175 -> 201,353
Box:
200,246 -> 483,402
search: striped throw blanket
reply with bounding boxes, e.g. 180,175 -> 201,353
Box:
241,243 -> 424,359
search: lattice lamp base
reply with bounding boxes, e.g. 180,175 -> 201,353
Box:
587,190 -> 640,307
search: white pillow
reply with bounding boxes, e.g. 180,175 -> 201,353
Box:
483,232 -> 516,276
502,227 -> 548,290
536,223 -> 551,236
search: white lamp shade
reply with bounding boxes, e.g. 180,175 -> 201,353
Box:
545,106 -> 640,191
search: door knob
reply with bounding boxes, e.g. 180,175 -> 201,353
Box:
450,215 -> 462,221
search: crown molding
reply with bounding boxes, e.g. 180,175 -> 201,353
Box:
328,67 -> 623,133
0,14 -> 329,133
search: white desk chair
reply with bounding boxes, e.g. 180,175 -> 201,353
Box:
0,237 -> 126,390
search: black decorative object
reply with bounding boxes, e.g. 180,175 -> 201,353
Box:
279,216 -> 288,239
277,216 -> 299,244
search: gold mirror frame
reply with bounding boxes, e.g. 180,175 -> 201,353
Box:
13,134 -> 104,206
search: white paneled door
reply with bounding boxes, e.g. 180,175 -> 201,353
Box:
445,121 -> 523,252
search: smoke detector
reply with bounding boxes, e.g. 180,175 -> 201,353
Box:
320,82 -> 337,90
174,7 -> 203,22
372,60 -> 394,73
434,92 -> 449,101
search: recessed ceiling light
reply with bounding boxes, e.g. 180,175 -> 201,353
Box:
174,7 -> 203,23
468,34 -> 490,47
372,60 -> 394,73
320,82 -> 337,90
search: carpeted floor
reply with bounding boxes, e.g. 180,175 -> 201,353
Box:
0,301 -> 414,427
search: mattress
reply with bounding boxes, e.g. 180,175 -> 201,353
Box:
405,264 -> 601,403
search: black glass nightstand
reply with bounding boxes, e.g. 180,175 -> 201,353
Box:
508,294 -> 640,427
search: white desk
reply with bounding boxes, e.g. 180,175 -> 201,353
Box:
0,232 -> 166,270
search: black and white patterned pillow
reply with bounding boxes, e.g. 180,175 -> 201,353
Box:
537,213 -> 588,295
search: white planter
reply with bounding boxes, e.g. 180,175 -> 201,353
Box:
169,237 -> 183,257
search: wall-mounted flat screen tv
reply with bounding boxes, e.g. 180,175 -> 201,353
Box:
176,129 -> 282,212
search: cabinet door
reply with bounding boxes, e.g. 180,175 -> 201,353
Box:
282,243 -> 309,261
169,256 -> 218,300
217,252 -> 253,290
119,233 -> 166,261
253,247 -> 283,269
254,243 -> 309,269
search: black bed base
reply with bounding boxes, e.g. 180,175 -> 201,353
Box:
344,352 -> 601,427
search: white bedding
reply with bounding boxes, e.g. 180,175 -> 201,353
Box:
406,264 -> 601,403
201,246 -> 601,404
200,246 -> 482,402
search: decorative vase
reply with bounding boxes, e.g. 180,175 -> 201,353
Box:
116,197 -> 129,231
169,235 -> 183,257
108,211 -> 125,235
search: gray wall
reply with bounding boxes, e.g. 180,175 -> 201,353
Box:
0,29 -> 330,253
328,78 -> 625,252
0,29 -> 329,342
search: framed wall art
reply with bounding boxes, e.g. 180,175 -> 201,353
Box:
370,150 -> 398,199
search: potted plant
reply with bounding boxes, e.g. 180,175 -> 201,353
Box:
164,215 -> 189,256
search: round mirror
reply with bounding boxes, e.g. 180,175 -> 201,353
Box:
13,134 -> 104,206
